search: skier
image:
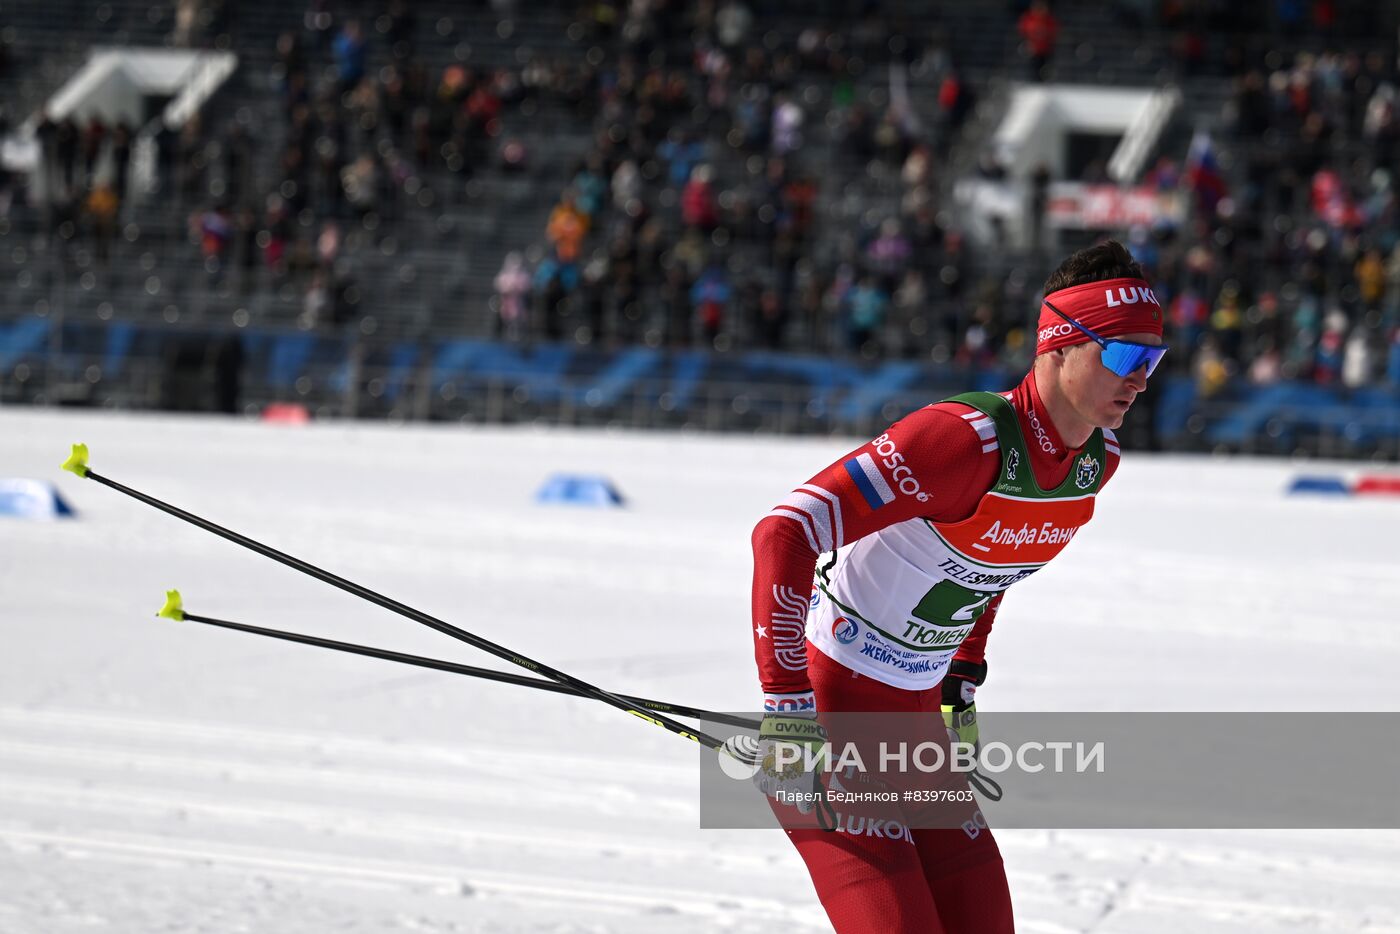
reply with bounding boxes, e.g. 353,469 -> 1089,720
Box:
749,240 -> 1167,932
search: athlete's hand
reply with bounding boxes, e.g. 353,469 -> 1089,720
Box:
941,659 -> 1003,800
941,659 -> 987,755
753,712 -> 829,813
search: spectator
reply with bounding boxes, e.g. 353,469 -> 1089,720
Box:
636,217 -> 665,277
316,221 -> 340,271
1314,310 -> 1348,383
1285,295 -> 1321,378
80,118 -> 106,190
845,277 -> 889,353
672,228 -> 708,278
500,137 -> 529,173
732,84 -> 770,151
84,183 -> 119,264
893,269 -> 929,355
533,254 -> 576,341
1194,336 -> 1231,397
196,203 -> 233,267
959,303 -> 999,367
54,118 -> 78,197
781,173 -> 818,241
467,73 -> 504,132
332,20 -> 365,92
611,158 -> 643,212
1017,1 -> 1059,82
936,69 -> 975,145
681,165 -> 719,231
865,219 -> 912,292
1234,71 -> 1271,137
263,196 -> 291,279
1342,324 -> 1373,387
176,116 -> 204,204
872,108 -> 912,167
304,0 -> 334,52
755,287 -> 787,349
315,140 -> 343,217
494,252 -> 532,341
1355,248 -> 1385,310
1389,327 -> 1400,385
340,155 -> 378,218
691,262 -> 733,347
1385,244 -> 1400,321
657,129 -> 706,187
1209,285 -> 1244,361
1168,287 -> 1208,358
901,144 -> 933,190
303,271 -> 331,328
715,2 -> 753,49
546,192 -> 589,263
771,93 -> 804,156
236,207 -> 259,289
276,32 -> 308,105
1248,337 -> 1284,385
34,114 -> 58,205
572,157 -> 607,219
172,0 -> 200,47
110,122 -> 133,201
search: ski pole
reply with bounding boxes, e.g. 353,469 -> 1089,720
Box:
154,590 -> 761,731
60,444 -> 735,755
161,590 -> 993,808
164,595 -> 1002,801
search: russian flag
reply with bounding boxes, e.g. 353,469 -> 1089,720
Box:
1186,130 -> 1227,213
844,453 -> 896,511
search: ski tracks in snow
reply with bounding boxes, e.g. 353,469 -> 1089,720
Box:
1002,828 -> 1400,933
0,705 -> 826,933
5,705 -> 1398,932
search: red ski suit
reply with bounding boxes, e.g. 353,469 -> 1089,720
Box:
750,371 -> 1119,933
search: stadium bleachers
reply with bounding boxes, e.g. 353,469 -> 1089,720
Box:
1,1 -> 1398,455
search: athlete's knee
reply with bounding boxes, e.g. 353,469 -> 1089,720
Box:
928,855 -> 1014,933
788,827 -> 944,933
910,819 -> 1012,931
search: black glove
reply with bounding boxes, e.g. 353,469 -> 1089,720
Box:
940,659 -> 987,731
941,660 -> 1002,801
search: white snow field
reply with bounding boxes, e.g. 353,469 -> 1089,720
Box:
3,407 -> 1400,933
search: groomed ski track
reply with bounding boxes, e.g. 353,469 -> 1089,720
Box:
4,409 -> 1399,933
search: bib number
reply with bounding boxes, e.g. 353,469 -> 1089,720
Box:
884,581 -> 992,650
913,580 -> 994,625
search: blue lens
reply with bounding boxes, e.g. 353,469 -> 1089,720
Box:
1100,341 -> 1168,378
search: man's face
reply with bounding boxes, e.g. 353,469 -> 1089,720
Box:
1056,332 -> 1161,429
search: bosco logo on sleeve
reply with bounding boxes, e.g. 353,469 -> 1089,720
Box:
845,434 -> 930,511
844,452 -> 896,511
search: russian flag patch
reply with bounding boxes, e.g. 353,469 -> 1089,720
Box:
844,452 -> 896,511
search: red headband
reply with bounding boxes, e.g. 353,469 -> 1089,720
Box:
1035,277 -> 1164,355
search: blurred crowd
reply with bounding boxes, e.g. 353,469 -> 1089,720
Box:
487,0 -> 983,357
14,0 -> 1400,391
1136,40 -> 1400,394
482,0 -> 1400,391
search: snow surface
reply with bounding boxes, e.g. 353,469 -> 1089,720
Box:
3,407 -> 1399,933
